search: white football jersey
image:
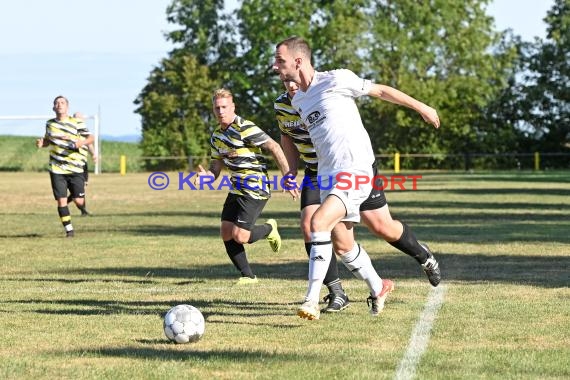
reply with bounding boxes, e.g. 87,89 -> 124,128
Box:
292,69 -> 375,176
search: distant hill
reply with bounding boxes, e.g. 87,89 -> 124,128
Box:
101,134 -> 140,143
0,135 -> 143,172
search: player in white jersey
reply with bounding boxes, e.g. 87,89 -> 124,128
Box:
273,36 -> 440,320
277,81 -> 441,316
291,69 -> 376,179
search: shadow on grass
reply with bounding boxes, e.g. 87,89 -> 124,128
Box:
94,210 -> 570,244
120,217 -> 568,244
369,218 -> 570,244
57,347 -> 309,361
0,233 -> 42,238
76,196 -> 570,244
388,199 -> 570,211
1,277 -> 155,284
443,187 -> 570,196
5,250 -> 567,291
5,297 -> 299,323
429,173 -> 570,184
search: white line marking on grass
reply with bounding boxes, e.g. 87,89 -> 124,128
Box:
394,284 -> 447,380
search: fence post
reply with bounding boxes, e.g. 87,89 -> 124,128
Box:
534,152 -> 540,171
394,152 -> 400,173
120,155 -> 127,175
464,152 -> 471,172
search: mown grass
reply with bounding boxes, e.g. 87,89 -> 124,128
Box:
0,171 -> 568,380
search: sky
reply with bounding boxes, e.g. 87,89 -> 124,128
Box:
0,0 -> 555,139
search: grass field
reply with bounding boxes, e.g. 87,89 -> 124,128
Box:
0,171 -> 568,380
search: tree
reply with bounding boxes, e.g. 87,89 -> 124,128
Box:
520,0 -> 569,158
134,53 -> 217,170
137,0 -> 521,170
357,0 -> 519,168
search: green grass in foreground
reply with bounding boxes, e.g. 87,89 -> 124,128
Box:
0,171 -> 568,380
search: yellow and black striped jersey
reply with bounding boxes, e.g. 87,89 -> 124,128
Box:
45,116 -> 91,174
274,92 -> 317,175
210,116 -> 271,199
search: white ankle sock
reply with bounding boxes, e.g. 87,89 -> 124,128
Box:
341,243 -> 382,296
306,231 -> 332,302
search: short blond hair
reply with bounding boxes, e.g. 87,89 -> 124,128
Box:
212,88 -> 233,103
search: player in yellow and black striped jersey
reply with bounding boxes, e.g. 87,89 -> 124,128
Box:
274,90 -> 317,176
36,95 -> 94,237
209,115 -> 273,200
196,88 -> 298,284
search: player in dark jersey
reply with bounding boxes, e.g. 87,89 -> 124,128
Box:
275,80 -> 440,317
36,96 -> 94,237
196,88 -> 298,284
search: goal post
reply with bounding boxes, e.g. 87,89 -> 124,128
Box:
0,113 -> 101,174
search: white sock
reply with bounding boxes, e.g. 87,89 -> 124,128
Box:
305,231 -> 332,303
340,243 -> 382,296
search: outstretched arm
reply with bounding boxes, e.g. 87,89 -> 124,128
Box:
197,159 -> 223,179
368,84 -> 440,129
280,133 -> 300,177
194,159 -> 223,187
262,138 -> 299,199
262,138 -> 291,176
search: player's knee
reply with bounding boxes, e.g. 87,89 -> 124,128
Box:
368,222 -> 391,239
363,213 -> 399,240
232,229 -> 250,244
301,218 -> 312,237
310,216 -> 332,233
332,242 -> 352,255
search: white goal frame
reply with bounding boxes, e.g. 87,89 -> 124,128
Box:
0,113 -> 101,174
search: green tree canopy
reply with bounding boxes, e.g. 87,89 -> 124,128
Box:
520,0 -> 569,153
135,0 -> 568,170
134,53 -> 216,170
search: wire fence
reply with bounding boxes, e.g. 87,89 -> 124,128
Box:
100,152 -> 570,174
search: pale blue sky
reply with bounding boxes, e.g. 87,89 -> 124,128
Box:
0,0 -> 554,138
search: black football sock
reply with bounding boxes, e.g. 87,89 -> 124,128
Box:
324,251 -> 344,294
247,223 -> 272,244
389,222 -> 428,264
304,242 -> 312,257
224,239 -> 254,278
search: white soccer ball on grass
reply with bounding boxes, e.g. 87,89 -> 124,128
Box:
163,304 -> 205,344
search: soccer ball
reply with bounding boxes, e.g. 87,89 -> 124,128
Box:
163,304 -> 205,344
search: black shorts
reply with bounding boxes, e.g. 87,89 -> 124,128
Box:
221,193 -> 268,231
50,172 -> 86,200
300,171 -> 321,210
300,164 -> 388,211
360,164 -> 387,211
